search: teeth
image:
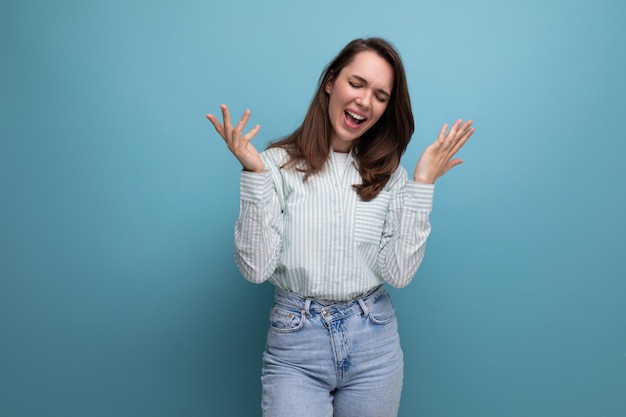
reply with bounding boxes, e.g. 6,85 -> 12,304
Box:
346,110 -> 365,121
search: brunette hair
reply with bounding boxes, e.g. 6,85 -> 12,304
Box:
268,37 -> 414,201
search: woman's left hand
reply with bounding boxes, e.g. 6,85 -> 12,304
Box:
413,119 -> 475,184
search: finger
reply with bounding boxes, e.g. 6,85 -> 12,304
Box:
437,120 -> 461,150
205,113 -> 225,137
234,109 -> 252,136
438,124 -> 448,141
444,119 -> 467,149
242,123 -> 261,142
447,119 -> 463,138
448,126 -> 474,157
441,159 -> 463,177
455,120 -> 474,143
456,120 -> 473,138
220,104 -> 233,129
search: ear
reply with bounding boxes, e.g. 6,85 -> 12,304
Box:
325,73 -> 334,94
325,79 -> 333,94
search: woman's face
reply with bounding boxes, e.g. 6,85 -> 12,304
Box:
325,50 -> 394,152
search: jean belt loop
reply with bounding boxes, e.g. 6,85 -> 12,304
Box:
357,297 -> 369,316
303,298 -> 312,317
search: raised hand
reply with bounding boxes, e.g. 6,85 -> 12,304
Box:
413,119 -> 475,184
206,104 -> 264,173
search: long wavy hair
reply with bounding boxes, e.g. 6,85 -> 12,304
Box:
268,37 -> 414,201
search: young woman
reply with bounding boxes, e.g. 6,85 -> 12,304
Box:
206,37 -> 474,417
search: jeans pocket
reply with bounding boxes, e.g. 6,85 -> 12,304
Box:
367,293 -> 396,325
269,303 -> 306,333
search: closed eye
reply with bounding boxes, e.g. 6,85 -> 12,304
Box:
349,77 -> 389,103
349,76 -> 390,102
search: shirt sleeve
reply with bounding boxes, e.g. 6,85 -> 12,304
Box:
377,168 -> 434,288
234,167 -> 283,284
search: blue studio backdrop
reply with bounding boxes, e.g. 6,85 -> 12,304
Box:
1,0 -> 625,416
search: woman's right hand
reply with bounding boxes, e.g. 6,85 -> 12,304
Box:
206,104 -> 264,173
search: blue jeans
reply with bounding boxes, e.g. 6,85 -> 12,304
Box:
261,285 -> 404,417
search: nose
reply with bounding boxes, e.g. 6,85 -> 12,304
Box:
355,90 -> 372,109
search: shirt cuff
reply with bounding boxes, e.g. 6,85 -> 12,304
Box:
405,182 -> 434,210
240,170 -> 274,203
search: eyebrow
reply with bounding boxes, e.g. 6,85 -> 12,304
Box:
351,75 -> 391,98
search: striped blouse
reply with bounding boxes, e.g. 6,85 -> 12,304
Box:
234,146 -> 434,301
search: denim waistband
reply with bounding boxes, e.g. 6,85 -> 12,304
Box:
273,285 -> 387,317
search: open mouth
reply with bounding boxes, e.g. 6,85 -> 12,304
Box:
345,110 -> 367,125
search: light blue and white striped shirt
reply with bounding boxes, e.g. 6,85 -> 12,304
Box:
235,147 -> 434,301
